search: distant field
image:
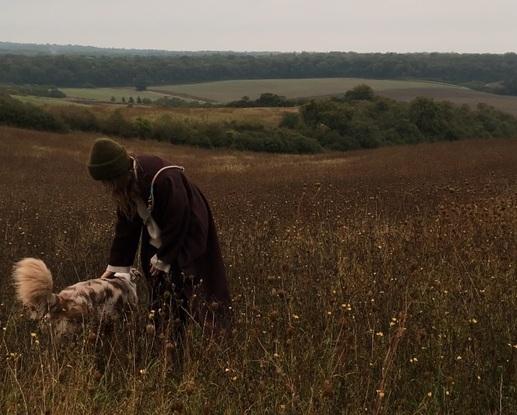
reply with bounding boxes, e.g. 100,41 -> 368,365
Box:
380,87 -> 517,116
12,95 -> 89,106
148,78 -> 463,102
12,77 -> 517,117
61,87 -> 170,102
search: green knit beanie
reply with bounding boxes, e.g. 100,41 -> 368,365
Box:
88,138 -> 131,181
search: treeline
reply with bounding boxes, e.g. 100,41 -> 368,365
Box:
1,52 -> 517,95
0,41 -> 264,57
0,94 -> 321,153
226,93 -> 296,107
2,87 -> 517,154
0,84 -> 66,98
282,85 -> 517,150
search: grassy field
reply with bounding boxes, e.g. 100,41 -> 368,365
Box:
60,87 -> 171,103
12,95 -> 90,106
11,77 -> 517,117
381,87 -> 517,116
0,126 -> 515,414
148,78 -> 461,102
87,105 -> 295,126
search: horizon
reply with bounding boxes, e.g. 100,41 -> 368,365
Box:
2,39 -> 516,55
1,0 -> 516,54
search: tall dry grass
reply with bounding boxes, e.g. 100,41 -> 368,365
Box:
0,126 -> 516,414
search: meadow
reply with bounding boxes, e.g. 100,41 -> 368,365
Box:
60,88 -> 171,103
12,77 -> 517,118
147,78 -> 460,103
0,126 -> 516,414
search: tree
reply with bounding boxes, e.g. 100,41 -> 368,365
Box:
344,84 -> 375,101
135,81 -> 147,91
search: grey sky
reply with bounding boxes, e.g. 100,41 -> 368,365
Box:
1,0 -> 516,52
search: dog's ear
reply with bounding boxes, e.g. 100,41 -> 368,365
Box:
48,295 -> 64,317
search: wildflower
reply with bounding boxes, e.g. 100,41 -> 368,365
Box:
427,392 -> 432,397
327,311 -> 332,316
409,357 -> 418,363
456,356 -> 462,360
139,368 -> 147,375
376,389 -> 385,398
469,318 -> 478,324
375,332 -> 384,337
30,332 -> 37,338
292,314 -> 300,320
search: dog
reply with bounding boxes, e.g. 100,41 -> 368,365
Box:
12,258 -> 139,337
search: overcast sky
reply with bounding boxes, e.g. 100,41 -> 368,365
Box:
1,0 -> 516,53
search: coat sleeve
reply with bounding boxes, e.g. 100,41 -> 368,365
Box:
153,173 -> 201,268
108,208 -> 142,270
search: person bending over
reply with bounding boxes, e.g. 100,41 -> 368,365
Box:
88,138 -> 231,335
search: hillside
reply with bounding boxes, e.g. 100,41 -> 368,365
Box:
0,126 -> 515,413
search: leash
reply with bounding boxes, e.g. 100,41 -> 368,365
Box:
147,165 -> 185,211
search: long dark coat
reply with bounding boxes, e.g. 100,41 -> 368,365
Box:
108,155 -> 231,326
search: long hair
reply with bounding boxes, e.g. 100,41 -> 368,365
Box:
103,159 -> 140,219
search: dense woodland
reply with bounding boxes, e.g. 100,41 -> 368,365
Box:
1,48 -> 517,95
2,86 -> 517,153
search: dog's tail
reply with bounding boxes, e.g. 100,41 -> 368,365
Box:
12,258 -> 56,316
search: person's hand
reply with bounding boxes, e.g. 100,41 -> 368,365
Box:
150,264 -> 164,278
100,270 -> 115,279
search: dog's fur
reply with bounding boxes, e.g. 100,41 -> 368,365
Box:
12,258 -> 138,336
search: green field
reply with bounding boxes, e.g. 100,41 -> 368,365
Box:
380,87 -> 517,116
12,95 -> 89,106
147,77 -> 517,116
12,78 -> 517,117
61,87 -> 170,102
148,78 -> 463,102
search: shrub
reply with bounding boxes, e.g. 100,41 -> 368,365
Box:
344,84 -> 375,101
48,106 -> 99,131
279,112 -> 302,129
133,117 -> 153,139
0,94 -> 66,132
100,110 -> 135,137
151,115 -> 192,144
